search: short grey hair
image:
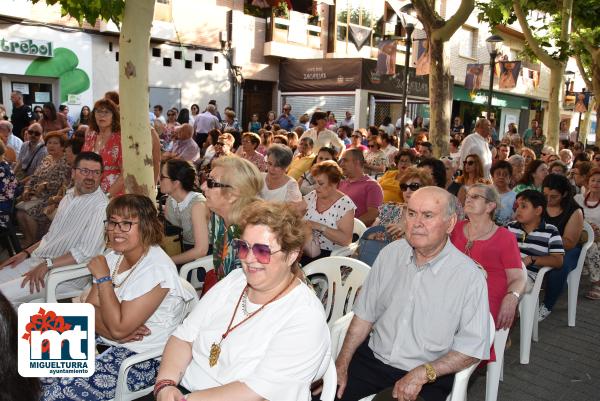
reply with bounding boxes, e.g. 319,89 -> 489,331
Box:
267,143 -> 293,168
475,118 -> 490,129
559,149 -> 573,159
416,186 -> 457,219
0,120 -> 13,133
206,104 -> 216,113
542,145 -> 555,155
508,154 -> 525,166
468,183 -> 499,218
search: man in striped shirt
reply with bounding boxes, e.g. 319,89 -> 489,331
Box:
0,152 -> 108,305
507,190 -> 564,284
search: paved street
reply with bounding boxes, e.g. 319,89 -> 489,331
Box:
468,282 -> 600,401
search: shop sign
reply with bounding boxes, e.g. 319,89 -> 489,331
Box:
1,37 -> 53,57
280,59 -> 361,92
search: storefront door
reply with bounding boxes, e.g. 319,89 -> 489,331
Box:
1,74 -> 58,114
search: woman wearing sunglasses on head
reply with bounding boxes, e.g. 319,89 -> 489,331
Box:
153,201 -> 331,401
200,156 -> 263,293
40,194 -> 195,401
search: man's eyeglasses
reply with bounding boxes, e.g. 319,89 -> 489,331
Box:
27,129 -> 42,136
104,220 -> 138,232
232,238 -> 282,264
400,183 -> 421,192
463,160 -> 475,166
75,168 -> 102,177
205,178 -> 231,189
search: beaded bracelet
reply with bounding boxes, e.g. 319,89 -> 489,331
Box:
153,379 -> 177,399
92,276 -> 112,285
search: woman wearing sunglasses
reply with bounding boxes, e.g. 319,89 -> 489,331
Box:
455,153 -> 490,206
450,184 -> 524,358
200,156 -> 263,292
40,194 -> 195,401
153,201 -> 330,401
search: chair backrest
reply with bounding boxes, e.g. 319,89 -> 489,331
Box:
353,218 -> 368,241
574,222 -> 595,274
330,312 -> 354,357
320,357 -> 337,401
179,278 -> 199,318
303,256 -> 370,326
179,254 -> 214,290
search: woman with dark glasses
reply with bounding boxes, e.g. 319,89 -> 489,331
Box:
456,153 -> 490,205
40,194 -> 195,401
200,156 -> 263,292
153,201 -> 330,401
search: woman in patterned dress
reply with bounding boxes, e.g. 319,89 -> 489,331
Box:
15,132 -> 71,246
83,98 -> 123,197
0,140 -> 17,229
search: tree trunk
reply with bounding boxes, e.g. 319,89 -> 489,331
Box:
546,66 -> 563,151
427,38 -> 451,158
580,97 -> 594,145
119,0 -> 156,197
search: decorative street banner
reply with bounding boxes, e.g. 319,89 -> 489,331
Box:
414,39 -> 430,76
349,25 -> 372,51
498,61 -> 521,89
287,10 -> 308,45
377,40 -> 397,75
574,92 -> 591,113
464,63 -> 484,91
521,67 -> 540,90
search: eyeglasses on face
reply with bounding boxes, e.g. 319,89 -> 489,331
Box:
233,238 -> 282,264
205,177 -> 231,189
104,219 -> 138,232
94,108 -> 112,116
463,160 -> 475,166
466,193 -> 492,202
400,182 -> 421,192
75,167 -> 102,177
27,129 -> 42,136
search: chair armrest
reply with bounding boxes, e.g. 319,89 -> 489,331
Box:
330,243 -> 359,257
46,263 -> 90,302
179,255 -> 213,290
114,348 -> 164,401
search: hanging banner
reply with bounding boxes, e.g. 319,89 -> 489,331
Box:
349,25 -> 372,51
377,40 -> 397,75
574,92 -> 591,113
498,61 -> 521,89
464,63 -> 484,91
521,67 -> 540,90
414,39 -> 430,76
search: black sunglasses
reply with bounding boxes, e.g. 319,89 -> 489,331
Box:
233,238 -> 282,264
463,160 -> 475,166
27,129 -> 42,136
400,183 -> 421,192
205,178 -> 231,189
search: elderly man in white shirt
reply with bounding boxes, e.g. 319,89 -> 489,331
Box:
0,120 -> 23,156
459,118 -> 493,178
0,152 -> 108,305
300,111 -> 345,156
335,187 -> 490,401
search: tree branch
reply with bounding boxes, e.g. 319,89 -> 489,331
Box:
575,53 -> 593,89
512,0 -> 560,68
432,0 -> 474,40
412,0 -> 439,29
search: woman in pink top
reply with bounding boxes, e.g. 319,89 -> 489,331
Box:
450,184 -> 525,360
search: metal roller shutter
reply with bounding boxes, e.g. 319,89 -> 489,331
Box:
282,94 -> 355,122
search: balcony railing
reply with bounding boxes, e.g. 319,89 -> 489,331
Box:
265,13 -> 322,50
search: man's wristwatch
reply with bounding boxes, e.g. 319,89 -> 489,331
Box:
423,363 -> 437,383
44,258 -> 54,270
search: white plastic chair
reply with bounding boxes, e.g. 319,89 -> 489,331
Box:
302,256 -> 370,326
320,357 -> 337,401
179,254 -> 214,291
113,279 -> 199,401
330,218 -> 368,257
519,263 -> 551,364
484,328 -> 509,401
347,314 -> 495,401
567,221 -> 594,327
45,262 -> 92,302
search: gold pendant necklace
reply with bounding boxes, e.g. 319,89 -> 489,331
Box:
209,275 -> 296,368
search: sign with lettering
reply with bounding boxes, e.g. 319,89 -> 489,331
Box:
1,37 -> 54,57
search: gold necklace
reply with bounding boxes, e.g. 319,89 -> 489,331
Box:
465,221 -> 495,255
209,275 -> 296,367
111,251 -> 147,288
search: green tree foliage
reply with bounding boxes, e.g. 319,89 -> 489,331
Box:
31,0 -> 125,25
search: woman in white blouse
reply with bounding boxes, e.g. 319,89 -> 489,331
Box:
299,160 -> 355,264
41,194 -> 194,401
154,201 -> 331,401
260,144 -> 302,202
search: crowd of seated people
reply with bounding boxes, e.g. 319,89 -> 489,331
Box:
1,96 -> 599,401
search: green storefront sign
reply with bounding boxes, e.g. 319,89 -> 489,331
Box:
1,37 -> 53,57
453,86 -> 530,109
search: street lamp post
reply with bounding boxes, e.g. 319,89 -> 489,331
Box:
485,35 -> 503,119
398,3 -> 416,149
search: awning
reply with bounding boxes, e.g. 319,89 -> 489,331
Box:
453,85 -> 531,109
